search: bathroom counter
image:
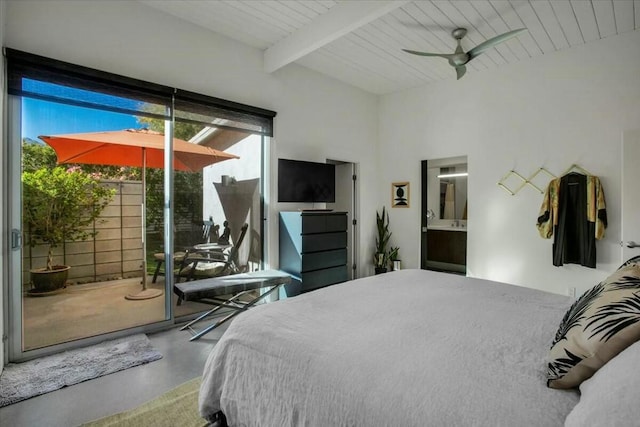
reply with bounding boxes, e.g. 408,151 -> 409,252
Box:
427,225 -> 467,232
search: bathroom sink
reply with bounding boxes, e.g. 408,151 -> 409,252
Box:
427,224 -> 467,232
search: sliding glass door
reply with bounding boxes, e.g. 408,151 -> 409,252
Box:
8,80 -> 172,356
5,49 -> 275,361
170,94 -> 267,318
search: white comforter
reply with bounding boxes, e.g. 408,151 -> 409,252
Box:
200,269 -> 579,426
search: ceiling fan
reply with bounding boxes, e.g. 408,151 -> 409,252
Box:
402,27 -> 528,80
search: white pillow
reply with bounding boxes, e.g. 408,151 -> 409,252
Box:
564,340 -> 640,426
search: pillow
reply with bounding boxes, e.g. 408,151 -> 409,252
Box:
617,254 -> 640,270
547,264 -> 640,389
564,341 -> 640,427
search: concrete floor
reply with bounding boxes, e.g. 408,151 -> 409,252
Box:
0,323 -> 228,427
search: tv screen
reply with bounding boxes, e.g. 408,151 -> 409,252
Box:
278,158 -> 335,203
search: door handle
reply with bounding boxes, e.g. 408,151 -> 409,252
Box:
11,229 -> 21,250
625,241 -> 640,248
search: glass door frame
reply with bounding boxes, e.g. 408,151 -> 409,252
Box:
6,97 -> 176,362
3,48 -> 274,361
6,101 -> 271,362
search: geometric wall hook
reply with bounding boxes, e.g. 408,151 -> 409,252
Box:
497,167 -> 556,196
525,167 -> 556,194
497,170 -> 528,195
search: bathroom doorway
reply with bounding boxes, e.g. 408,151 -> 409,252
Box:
421,156 -> 468,274
328,160 -> 358,280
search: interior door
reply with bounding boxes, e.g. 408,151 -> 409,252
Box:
622,130 -> 640,262
421,160 -> 428,269
330,162 -> 357,280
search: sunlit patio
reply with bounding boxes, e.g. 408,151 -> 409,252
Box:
22,276 -> 213,351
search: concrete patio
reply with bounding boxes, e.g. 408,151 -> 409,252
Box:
22,276 -> 211,351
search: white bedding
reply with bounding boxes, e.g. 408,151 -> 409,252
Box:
199,269 -> 579,426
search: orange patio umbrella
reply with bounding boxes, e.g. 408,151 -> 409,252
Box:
39,129 -> 239,300
40,128 -> 237,172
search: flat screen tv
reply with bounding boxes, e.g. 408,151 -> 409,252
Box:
278,158 -> 335,203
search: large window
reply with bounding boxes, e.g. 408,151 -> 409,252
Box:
6,49 -> 275,359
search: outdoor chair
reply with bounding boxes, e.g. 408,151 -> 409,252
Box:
152,217 -> 214,283
177,223 -> 249,282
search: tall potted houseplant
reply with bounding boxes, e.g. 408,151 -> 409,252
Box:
22,166 -> 115,293
373,206 -> 391,274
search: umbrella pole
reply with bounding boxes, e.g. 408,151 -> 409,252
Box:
126,147 -> 163,300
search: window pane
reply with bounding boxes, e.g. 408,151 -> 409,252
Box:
20,92 -> 168,351
171,120 -> 264,319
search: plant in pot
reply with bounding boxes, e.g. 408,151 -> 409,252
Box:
22,166 -> 115,294
373,206 -> 391,274
388,246 -> 401,271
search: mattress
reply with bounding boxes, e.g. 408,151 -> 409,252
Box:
199,269 -> 579,426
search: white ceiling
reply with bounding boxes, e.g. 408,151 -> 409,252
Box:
139,0 -> 640,95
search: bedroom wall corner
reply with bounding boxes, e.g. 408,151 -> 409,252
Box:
378,29 -> 640,296
0,0 -> 7,372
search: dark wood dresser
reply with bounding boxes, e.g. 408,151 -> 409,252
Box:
279,211 -> 348,293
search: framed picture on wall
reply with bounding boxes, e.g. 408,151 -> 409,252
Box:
391,182 -> 410,208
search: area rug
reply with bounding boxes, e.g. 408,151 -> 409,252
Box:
82,377 -> 206,427
0,333 -> 162,407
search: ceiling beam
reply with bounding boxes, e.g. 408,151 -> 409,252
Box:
264,0 -> 408,73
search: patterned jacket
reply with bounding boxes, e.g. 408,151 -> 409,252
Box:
537,173 -> 607,268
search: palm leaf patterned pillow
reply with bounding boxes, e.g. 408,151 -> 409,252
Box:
617,255 -> 640,271
547,264 -> 640,389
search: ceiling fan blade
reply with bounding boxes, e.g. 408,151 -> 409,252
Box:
455,65 -> 467,80
402,49 -> 454,59
468,28 -> 527,60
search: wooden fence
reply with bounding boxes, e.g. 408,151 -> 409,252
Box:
22,180 -> 144,288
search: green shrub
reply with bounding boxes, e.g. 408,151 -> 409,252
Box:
22,166 -> 115,270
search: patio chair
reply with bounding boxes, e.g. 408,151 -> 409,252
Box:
177,223 -> 249,282
152,217 -> 214,283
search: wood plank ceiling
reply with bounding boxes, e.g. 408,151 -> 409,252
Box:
139,0 -> 640,95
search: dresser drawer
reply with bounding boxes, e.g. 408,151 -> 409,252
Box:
301,213 -> 347,234
302,249 -> 347,272
301,265 -> 348,291
302,232 -> 346,252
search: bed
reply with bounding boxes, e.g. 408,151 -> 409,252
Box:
198,268 -> 640,426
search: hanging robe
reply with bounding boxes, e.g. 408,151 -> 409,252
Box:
536,173 -> 607,268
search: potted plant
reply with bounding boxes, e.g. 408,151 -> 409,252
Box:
373,207 -> 391,274
22,166 -> 115,293
389,246 -> 401,271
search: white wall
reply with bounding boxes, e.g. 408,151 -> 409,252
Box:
379,30 -> 640,296
3,0 -> 379,279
